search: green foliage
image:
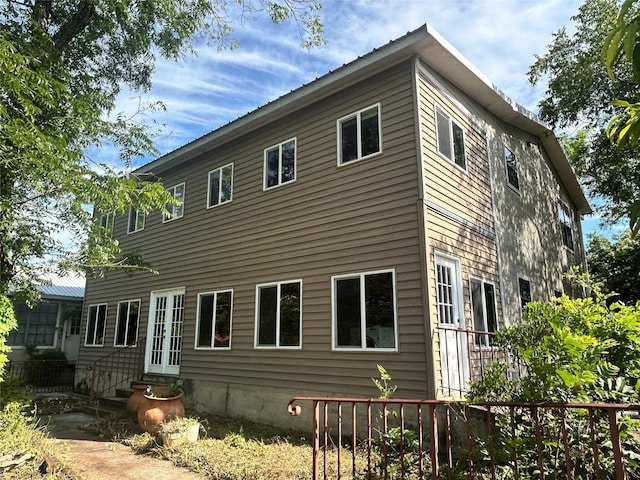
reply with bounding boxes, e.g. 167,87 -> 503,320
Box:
371,364 -> 397,399
0,295 -> 17,378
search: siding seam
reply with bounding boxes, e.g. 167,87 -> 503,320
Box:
424,200 -> 496,240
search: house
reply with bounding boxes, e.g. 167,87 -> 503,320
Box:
76,24 -> 590,427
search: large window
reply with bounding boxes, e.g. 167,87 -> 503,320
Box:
338,104 -> 381,164
470,278 -> 498,346
264,138 -> 296,189
333,270 -> 396,350
164,183 -> 185,222
196,290 -> 233,349
208,163 -> 233,208
435,106 -> 466,169
505,147 -> 520,191
85,304 -> 107,347
114,300 -> 140,346
255,280 -> 301,348
558,201 -> 574,250
7,302 -> 59,347
128,208 -> 145,233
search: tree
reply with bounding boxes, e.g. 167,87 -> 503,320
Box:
0,0 -> 323,301
587,231 -> 640,304
529,0 -> 640,229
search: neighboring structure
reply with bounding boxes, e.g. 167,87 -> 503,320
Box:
8,284 -> 85,363
77,24 -> 590,426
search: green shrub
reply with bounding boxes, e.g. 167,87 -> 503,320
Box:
0,295 -> 17,379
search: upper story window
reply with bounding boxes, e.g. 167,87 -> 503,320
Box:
196,290 -> 233,349
332,270 -> 397,350
208,163 -> 233,208
338,104 -> 381,165
85,303 -> 107,347
518,277 -> 531,312
163,183 -> 185,222
264,138 -> 296,189
114,300 -> 140,347
470,278 -> 498,347
558,201 -> 575,251
505,147 -> 520,191
128,208 -> 145,234
99,212 -> 114,236
435,106 -> 466,170
255,280 -> 301,348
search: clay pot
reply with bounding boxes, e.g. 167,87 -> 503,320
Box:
126,384 -> 147,418
137,390 -> 185,435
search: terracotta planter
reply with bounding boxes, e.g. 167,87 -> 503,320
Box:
126,384 -> 147,418
137,390 -> 185,435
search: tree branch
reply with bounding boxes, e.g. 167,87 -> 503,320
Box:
51,0 -> 97,50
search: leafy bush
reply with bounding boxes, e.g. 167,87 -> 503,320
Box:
0,295 -> 17,379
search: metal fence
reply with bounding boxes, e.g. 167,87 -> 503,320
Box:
287,396 -> 640,479
7,360 -> 76,393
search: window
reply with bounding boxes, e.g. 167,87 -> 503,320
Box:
435,106 -> 466,169
85,304 -> 107,346
7,302 -> 59,347
264,138 -> 296,189
208,163 -> 233,208
518,278 -> 531,311
99,213 -> 114,236
255,280 -> 301,348
435,255 -> 463,326
128,208 -> 145,233
333,270 -> 396,350
164,183 -> 185,222
470,279 -> 498,346
196,290 -> 233,349
505,147 -> 520,191
558,202 -> 574,250
338,104 -> 381,164
114,300 -> 140,346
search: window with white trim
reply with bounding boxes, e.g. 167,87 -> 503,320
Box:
7,302 -> 59,347
435,106 -> 466,169
196,290 -> 233,349
333,270 -> 396,350
338,104 -> 381,164
208,163 -> 233,208
435,254 -> 462,327
505,147 -> 520,191
163,183 -> 185,222
99,213 -> 114,236
114,300 -> 140,346
558,201 -> 574,250
128,208 -> 145,233
85,303 -> 107,346
264,138 -> 296,189
255,280 -> 301,348
470,278 -> 498,346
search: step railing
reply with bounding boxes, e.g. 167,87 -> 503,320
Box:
87,337 -> 146,401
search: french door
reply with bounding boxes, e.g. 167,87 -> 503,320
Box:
145,289 -> 185,375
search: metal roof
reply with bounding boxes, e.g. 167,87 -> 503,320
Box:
37,285 -> 85,300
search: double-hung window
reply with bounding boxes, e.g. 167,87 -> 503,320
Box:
255,280 -> 301,348
99,213 -> 114,236
338,104 -> 381,164
470,279 -> 498,346
114,300 -> 140,346
85,303 -> 107,346
264,138 -> 296,189
164,183 -> 185,222
505,147 -> 520,191
196,290 -> 233,349
435,106 -> 466,169
128,208 -> 145,233
208,163 -> 233,208
558,201 -> 574,250
332,270 -> 396,350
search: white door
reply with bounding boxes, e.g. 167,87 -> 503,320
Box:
62,305 -> 82,362
145,289 -> 185,375
435,255 -> 470,394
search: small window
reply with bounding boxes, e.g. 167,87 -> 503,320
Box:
128,208 -> 145,233
164,183 -> 185,222
264,138 -> 296,189
333,270 -> 396,350
99,213 -> 114,236
208,163 -> 233,208
114,300 -> 140,346
255,280 -> 301,348
558,202 -> 574,250
338,104 -> 381,164
196,290 -> 233,349
435,106 -> 466,169
85,303 -> 107,346
470,278 -> 498,346
505,147 -> 520,191
518,278 -> 531,312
